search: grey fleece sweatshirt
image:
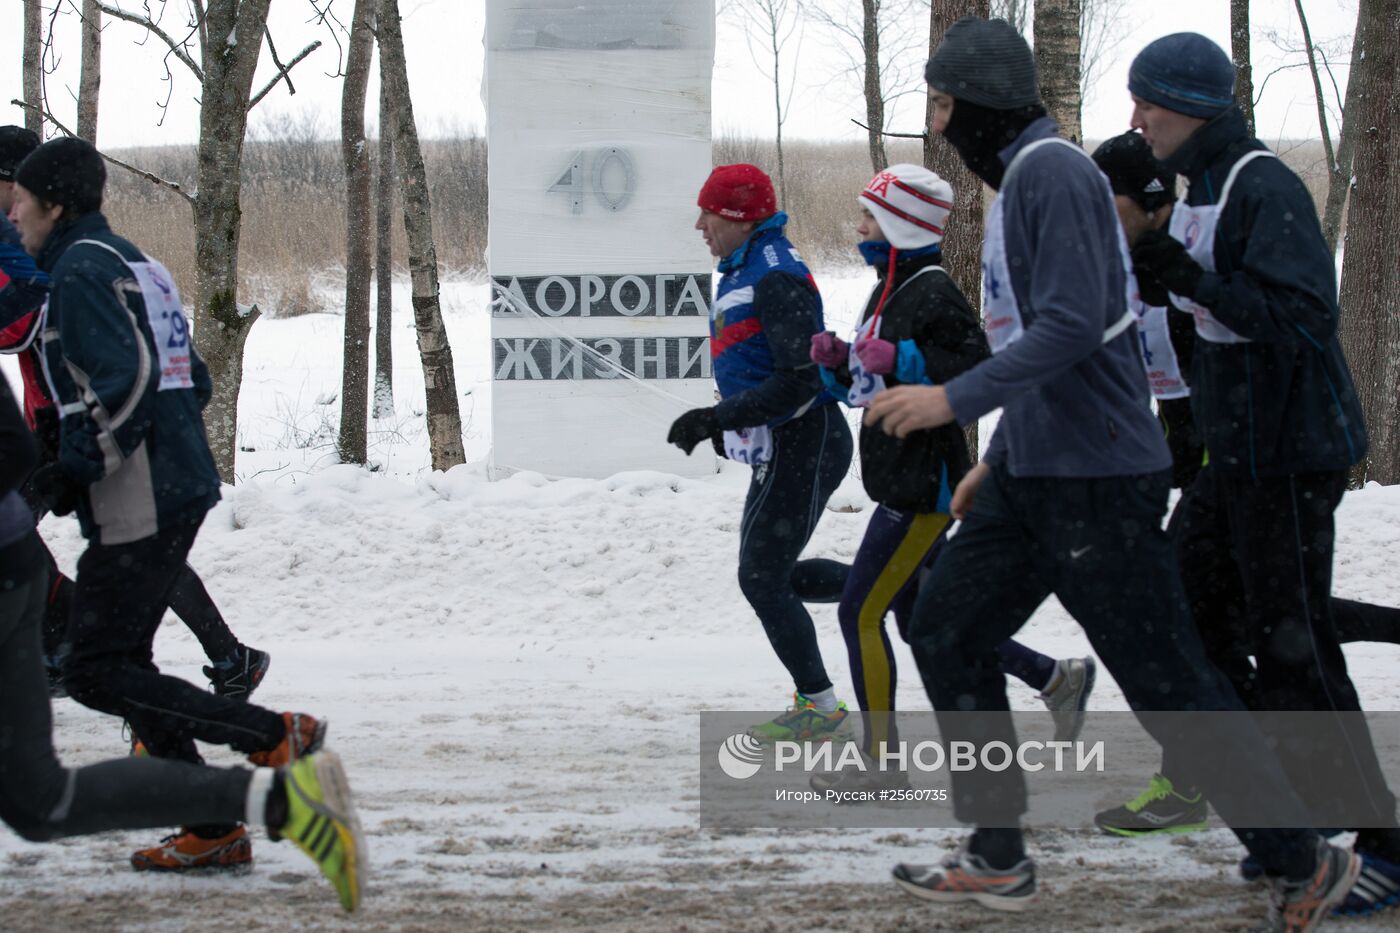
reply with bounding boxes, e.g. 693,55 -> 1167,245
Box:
944,118 -> 1170,478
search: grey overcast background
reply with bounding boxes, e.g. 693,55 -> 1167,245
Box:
1,1 -> 1356,149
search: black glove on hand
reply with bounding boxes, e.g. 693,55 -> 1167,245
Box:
667,407 -> 719,456
1131,228 -> 1205,299
29,463 -> 82,517
711,432 -> 728,460
1134,265 -> 1172,308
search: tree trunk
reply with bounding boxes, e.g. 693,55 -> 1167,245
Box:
191,0 -> 272,483
926,0 -> 990,460
862,0 -> 887,172
1034,0 -> 1082,144
768,11 -> 787,204
1337,0 -> 1400,486
337,0 -> 375,465
377,0 -> 465,471
1322,24 -> 1366,254
22,0 -> 43,137
1230,0 -> 1255,136
1293,0 -> 1341,253
76,0 -> 101,143
373,62 -> 396,420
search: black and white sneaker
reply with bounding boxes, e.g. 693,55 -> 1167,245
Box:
1333,851 -> 1400,918
204,646 -> 271,700
893,838 -> 1037,913
1039,656 -> 1096,743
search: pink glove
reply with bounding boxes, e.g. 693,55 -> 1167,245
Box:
854,338 -> 897,375
809,331 -> 850,368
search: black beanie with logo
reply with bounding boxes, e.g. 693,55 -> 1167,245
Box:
14,136 -> 106,214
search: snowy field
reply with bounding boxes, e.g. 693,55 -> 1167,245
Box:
2,270 -> 1398,931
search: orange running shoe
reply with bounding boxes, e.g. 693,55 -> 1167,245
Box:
131,826 -> 252,872
248,712 -> 327,768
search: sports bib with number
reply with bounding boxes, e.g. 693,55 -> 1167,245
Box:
982,137 -> 1136,356
1132,295 -> 1189,399
1166,150 -> 1276,345
845,265 -> 947,407
723,425 -> 773,465
74,240 -> 195,391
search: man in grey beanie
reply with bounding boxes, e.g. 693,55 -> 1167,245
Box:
1124,31 -> 1400,919
866,16 -> 1361,929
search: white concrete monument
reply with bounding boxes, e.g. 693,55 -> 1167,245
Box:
485,1 -> 717,478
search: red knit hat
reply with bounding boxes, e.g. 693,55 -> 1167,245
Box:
697,164 -> 777,222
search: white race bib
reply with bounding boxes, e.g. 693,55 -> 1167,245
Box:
845,312 -> 887,408
1132,296 -> 1189,400
1167,150 -> 1276,345
723,425 -> 773,465
130,259 -> 195,391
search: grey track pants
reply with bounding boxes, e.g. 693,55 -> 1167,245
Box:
0,563 -> 253,842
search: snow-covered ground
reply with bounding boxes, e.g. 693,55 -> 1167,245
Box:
2,270 -> 1397,931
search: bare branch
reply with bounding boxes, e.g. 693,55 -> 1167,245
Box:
9,98 -> 194,205
263,27 -> 298,97
247,40 -> 323,111
851,118 -> 926,140
95,1 -> 204,81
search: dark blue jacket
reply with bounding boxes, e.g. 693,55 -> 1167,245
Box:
36,213 -> 220,545
1164,106 -> 1365,476
944,118 -> 1170,478
710,213 -> 834,429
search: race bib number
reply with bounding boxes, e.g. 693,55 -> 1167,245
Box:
131,260 -> 195,391
723,425 -> 773,465
846,316 -> 886,408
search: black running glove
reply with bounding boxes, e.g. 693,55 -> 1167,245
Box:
29,462 -> 82,517
667,407 -> 719,456
1131,228 -> 1205,299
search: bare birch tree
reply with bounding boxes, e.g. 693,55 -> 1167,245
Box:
337,0 -> 375,465
1034,0 -> 1082,144
377,0 -> 465,471
1337,0 -> 1400,486
734,0 -> 802,201
65,1 -> 325,482
22,1 -> 44,137
75,0 -> 101,142
373,67 -> 395,420
1230,0 -> 1256,135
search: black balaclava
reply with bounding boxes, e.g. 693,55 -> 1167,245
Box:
941,100 -> 1047,191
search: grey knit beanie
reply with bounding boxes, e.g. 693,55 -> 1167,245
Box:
924,16 -> 1040,110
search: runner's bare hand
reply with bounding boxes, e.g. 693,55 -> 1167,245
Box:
865,385 -> 955,438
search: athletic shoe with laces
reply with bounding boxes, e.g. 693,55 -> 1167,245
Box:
748,692 -> 852,744
203,645 -> 271,700
131,825 -> 252,872
1332,851 -> 1400,918
1094,772 -> 1209,836
248,712 -> 327,768
1251,839 -> 1359,932
274,751 -> 366,912
1039,656 -> 1096,742
892,838 -> 1037,912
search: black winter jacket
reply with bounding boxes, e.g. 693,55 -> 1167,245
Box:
1165,107 -> 1366,477
830,252 -> 989,512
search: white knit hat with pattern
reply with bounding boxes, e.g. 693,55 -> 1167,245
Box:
858,164 -> 954,249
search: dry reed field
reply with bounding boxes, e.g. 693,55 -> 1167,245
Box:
103,124 -> 1332,316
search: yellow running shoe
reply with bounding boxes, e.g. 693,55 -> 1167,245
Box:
275,751 -> 366,912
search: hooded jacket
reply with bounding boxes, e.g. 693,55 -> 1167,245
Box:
1164,106 -> 1365,476
36,212 -> 220,545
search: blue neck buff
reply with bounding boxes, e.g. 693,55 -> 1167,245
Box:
858,240 -> 942,268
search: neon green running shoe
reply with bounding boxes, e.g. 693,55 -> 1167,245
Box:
276,751 -> 366,912
1094,772 -> 1209,836
748,692 -> 852,744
